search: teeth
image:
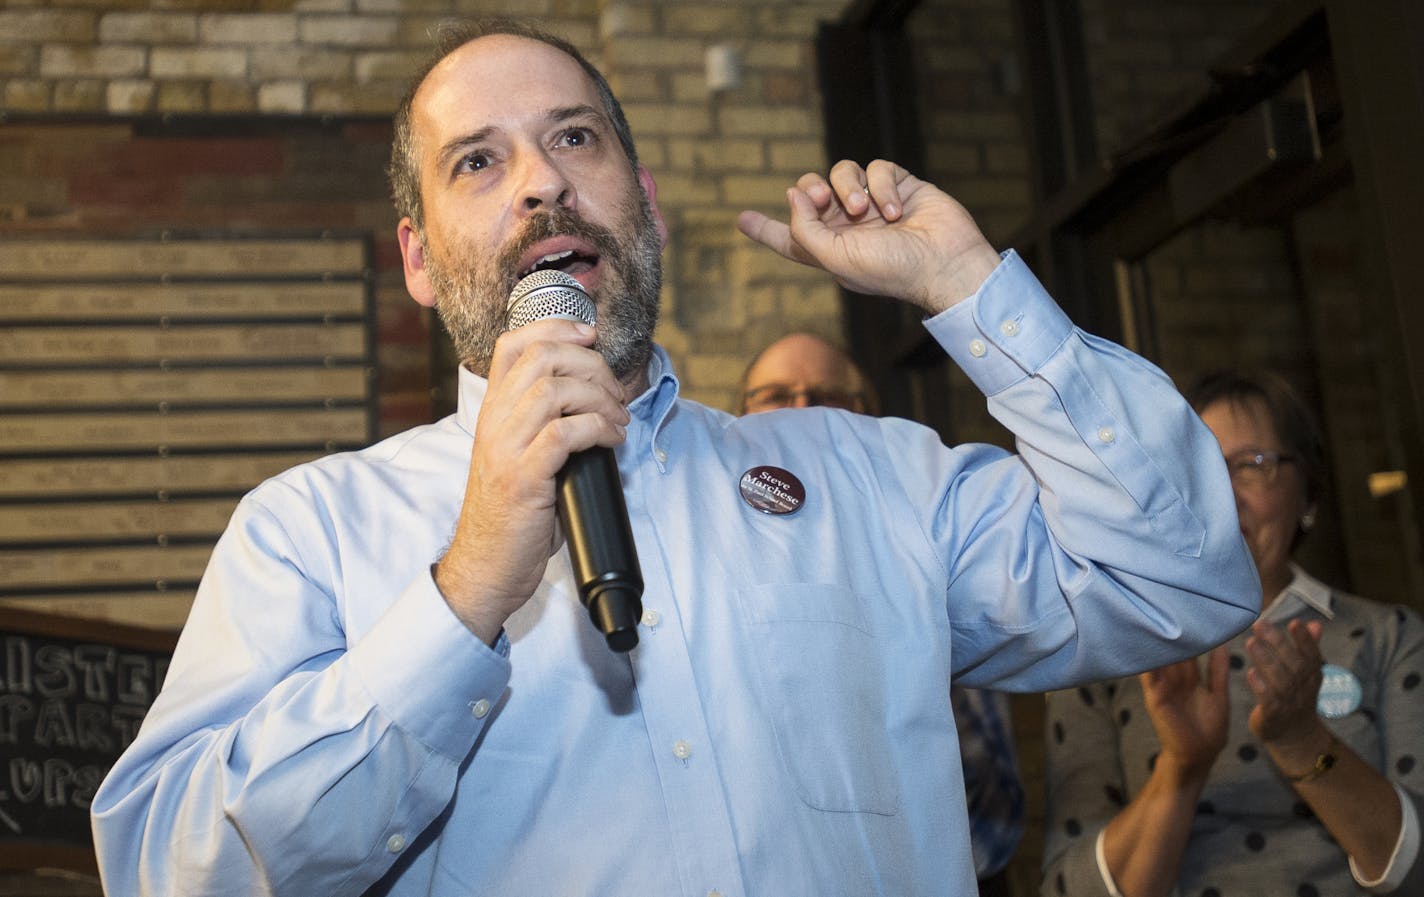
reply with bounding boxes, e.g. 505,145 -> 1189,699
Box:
522,249 -> 576,277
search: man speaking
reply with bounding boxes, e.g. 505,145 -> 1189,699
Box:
91,18 -> 1259,897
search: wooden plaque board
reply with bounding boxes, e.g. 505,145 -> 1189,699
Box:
0,234 -> 376,620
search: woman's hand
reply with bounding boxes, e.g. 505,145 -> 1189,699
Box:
1140,645 -> 1231,779
1246,617 -> 1328,749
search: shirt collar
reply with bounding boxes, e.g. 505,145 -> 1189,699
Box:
454,343 -> 682,448
1261,562 -> 1335,622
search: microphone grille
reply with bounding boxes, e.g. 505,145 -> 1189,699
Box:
506,269 -> 596,330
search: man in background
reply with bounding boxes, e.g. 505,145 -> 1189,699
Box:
739,332 -> 1027,894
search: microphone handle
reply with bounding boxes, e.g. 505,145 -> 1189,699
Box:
556,446 -> 643,652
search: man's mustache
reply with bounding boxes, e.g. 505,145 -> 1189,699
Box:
496,208 -> 621,292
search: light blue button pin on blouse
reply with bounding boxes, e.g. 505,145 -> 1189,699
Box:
1317,663 -> 1362,718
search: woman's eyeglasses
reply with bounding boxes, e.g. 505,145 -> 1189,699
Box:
1224,449 -> 1295,487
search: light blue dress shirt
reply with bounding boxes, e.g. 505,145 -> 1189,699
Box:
91,252 -> 1259,897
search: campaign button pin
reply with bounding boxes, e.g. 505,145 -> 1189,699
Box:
1317,663 -> 1362,719
739,465 -> 806,515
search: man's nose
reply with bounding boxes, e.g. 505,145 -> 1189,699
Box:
515,148 -> 575,215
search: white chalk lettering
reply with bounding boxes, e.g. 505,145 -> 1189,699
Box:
33,645 -> 75,699
0,695 -> 35,744
2,638 -> 31,695
33,700 -> 76,749
73,645 -> 116,702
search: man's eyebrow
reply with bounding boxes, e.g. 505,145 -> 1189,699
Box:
548,103 -> 603,124
434,104 -> 607,173
436,126 -> 495,172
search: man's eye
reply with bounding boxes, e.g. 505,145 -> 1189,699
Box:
559,128 -> 593,148
460,152 -> 491,172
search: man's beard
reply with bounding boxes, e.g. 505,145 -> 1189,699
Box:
424,190 -> 663,382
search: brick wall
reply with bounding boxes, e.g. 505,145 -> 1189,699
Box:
0,120 -> 426,437
0,0 -> 849,418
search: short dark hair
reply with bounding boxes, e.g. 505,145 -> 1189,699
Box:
1185,369 -> 1326,510
387,17 -> 640,231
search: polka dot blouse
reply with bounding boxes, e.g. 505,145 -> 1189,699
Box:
1041,569 -> 1424,896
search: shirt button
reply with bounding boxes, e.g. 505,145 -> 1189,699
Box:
387,834 -> 406,853
641,608 -> 660,628
655,447 -> 668,463
1000,319 -> 1019,337
968,339 -> 987,357
672,739 -> 692,760
471,699 -> 491,719
1097,426 -> 1115,444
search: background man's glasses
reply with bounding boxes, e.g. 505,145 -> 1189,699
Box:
1225,449 -> 1295,486
742,384 -> 868,413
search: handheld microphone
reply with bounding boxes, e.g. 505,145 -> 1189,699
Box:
506,269 -> 644,652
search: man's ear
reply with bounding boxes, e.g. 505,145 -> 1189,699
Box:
637,165 -> 669,248
398,218 -> 436,308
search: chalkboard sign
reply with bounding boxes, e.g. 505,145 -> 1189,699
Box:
0,607 -> 176,873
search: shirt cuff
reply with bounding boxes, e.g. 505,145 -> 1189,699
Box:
1094,828 -> 1127,897
1350,780 -> 1420,891
346,567 -> 513,762
924,249 -> 1074,397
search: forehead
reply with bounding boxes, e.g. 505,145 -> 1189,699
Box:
747,337 -> 855,385
412,34 -> 603,143
1201,397 -> 1279,451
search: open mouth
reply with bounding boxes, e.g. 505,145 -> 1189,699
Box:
518,247 -> 599,279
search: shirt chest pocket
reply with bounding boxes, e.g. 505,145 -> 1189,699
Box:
737,582 -> 901,816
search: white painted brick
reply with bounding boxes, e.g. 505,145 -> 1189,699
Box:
743,39 -> 805,69
309,81 -> 405,114
200,14 -> 298,46
600,3 -> 657,38
4,80 -> 51,113
623,102 -> 711,137
662,6 -> 748,35
106,79 -> 155,114
768,138 -> 823,172
357,0 -> 463,12
299,16 -> 398,48
608,37 -> 705,68
209,80 -> 255,113
0,10 -> 95,43
151,47 -> 247,79
722,173 -> 801,206
353,50 -> 425,83
258,81 -> 306,114
719,105 -> 816,137
669,72 -> 708,104
668,137 -> 766,173
251,47 -> 350,80
40,45 -> 146,79
608,70 -> 664,101
157,81 -> 205,114
647,172 -> 720,206
0,45 -> 35,77
54,80 -> 105,113
100,13 -> 197,44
